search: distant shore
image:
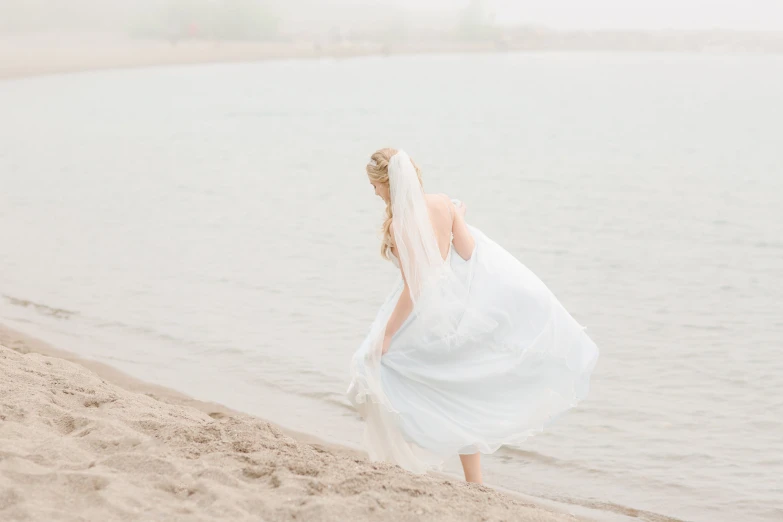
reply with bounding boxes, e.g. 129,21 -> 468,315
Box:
1,38 -> 520,80
2,30 -> 783,81
0,39 -> 382,80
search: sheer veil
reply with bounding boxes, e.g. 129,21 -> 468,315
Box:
389,150 -> 496,345
388,150 -> 446,303
346,150 -> 462,470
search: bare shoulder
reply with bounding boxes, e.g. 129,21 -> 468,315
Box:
424,193 -> 453,214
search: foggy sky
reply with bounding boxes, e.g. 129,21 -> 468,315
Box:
412,0 -> 783,31
2,0 -> 783,34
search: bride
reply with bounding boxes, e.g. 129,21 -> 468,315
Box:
347,148 -> 599,484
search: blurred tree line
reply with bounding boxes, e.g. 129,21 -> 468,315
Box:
0,0 -> 279,41
0,0 -> 504,45
457,0 -> 498,41
133,0 -> 279,41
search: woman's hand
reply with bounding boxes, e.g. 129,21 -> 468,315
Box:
451,199 -> 475,261
452,198 -> 467,218
382,334 -> 391,355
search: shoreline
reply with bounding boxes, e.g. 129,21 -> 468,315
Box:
0,39 -> 509,81
0,322 -> 343,453
2,33 -> 783,82
0,321 -> 602,521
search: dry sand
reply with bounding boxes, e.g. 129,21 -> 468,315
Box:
0,329 -> 587,522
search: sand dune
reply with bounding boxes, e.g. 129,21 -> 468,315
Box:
0,343 -> 584,521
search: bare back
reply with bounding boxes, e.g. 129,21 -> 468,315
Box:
424,193 -> 475,261
389,193 -> 475,266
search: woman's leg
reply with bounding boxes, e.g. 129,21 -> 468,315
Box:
459,452 -> 483,484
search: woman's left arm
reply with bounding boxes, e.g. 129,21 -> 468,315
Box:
382,224 -> 414,354
382,276 -> 413,354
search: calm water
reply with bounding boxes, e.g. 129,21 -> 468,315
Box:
1,52 -> 781,522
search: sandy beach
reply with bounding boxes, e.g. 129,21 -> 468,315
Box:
0,324 -> 588,522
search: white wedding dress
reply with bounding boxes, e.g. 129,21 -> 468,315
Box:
347,152 -> 598,473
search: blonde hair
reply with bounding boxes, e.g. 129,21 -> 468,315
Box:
366,148 -> 423,259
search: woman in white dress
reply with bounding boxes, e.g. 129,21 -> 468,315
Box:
347,148 -> 599,484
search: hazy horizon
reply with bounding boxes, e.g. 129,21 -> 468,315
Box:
1,0 -> 783,36
473,0 -> 783,31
